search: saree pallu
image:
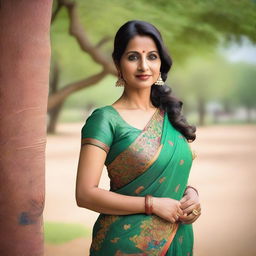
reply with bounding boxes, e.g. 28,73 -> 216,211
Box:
81,106 -> 194,256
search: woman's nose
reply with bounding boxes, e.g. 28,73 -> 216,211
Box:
138,57 -> 149,71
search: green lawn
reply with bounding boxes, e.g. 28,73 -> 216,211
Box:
44,222 -> 91,244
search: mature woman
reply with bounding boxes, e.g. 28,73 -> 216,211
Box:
76,20 -> 201,256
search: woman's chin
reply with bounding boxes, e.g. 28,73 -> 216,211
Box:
128,81 -> 154,88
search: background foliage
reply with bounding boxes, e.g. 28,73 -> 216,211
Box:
50,0 -> 256,125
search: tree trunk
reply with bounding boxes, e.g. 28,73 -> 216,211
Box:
47,60 -> 63,134
0,1 -> 53,255
246,107 -> 252,123
198,97 -> 206,126
47,102 -> 64,134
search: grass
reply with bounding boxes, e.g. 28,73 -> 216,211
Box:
44,222 -> 91,244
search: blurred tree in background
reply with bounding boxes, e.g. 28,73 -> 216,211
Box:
170,55 -> 234,125
232,63 -> 256,122
48,0 -> 256,132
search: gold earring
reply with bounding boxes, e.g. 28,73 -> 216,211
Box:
155,73 -> 164,86
115,73 -> 125,87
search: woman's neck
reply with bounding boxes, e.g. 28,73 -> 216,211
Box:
116,88 -> 155,111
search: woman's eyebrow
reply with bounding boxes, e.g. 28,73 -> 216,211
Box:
125,51 -> 139,55
125,50 -> 159,55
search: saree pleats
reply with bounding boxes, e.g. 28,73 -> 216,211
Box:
89,108 -> 194,256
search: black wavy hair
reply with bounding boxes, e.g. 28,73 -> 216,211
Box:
112,20 -> 196,141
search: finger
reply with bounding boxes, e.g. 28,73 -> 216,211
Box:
184,214 -> 200,224
183,204 -> 197,214
183,212 -> 188,217
180,217 -> 194,224
180,196 -> 188,204
186,212 -> 201,222
179,212 -> 188,220
171,217 -> 176,223
180,195 -> 189,203
179,216 -> 187,222
174,215 -> 179,221
193,207 -> 202,215
181,212 -> 196,221
180,199 -> 194,210
185,200 -> 200,211
182,219 -> 193,224
192,210 -> 202,218
184,204 -> 201,215
181,212 -> 201,224
177,208 -> 184,216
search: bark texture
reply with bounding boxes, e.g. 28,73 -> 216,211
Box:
0,0 -> 53,255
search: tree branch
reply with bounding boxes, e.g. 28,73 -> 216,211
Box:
58,0 -> 117,75
96,36 -> 112,48
51,1 -> 63,24
47,70 -> 108,111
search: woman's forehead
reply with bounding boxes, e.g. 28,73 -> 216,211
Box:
124,35 -> 158,53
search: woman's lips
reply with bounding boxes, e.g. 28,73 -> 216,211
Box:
136,75 -> 151,80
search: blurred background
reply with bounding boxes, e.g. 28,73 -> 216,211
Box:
44,0 -> 256,255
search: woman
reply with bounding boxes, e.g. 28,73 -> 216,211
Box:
76,20 -> 201,256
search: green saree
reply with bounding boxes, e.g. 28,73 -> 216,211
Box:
81,105 -> 194,256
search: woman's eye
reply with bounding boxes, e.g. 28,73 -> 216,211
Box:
148,54 -> 158,60
128,55 -> 138,61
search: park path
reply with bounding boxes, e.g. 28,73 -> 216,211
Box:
44,124 -> 256,256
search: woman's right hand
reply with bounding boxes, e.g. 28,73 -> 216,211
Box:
152,197 -> 183,223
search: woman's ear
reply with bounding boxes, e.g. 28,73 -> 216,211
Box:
114,61 -> 121,74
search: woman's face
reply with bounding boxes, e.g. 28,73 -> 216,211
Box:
118,35 -> 161,89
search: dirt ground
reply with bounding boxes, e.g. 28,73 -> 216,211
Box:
44,123 -> 256,256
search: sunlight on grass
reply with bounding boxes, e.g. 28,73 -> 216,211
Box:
44,222 -> 91,244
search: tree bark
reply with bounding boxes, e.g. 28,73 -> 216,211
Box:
0,0 -> 53,255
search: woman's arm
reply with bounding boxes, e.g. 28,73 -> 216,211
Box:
76,144 -> 145,215
75,143 -> 183,222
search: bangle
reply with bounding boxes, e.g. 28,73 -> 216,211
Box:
186,185 -> 199,196
145,195 -> 153,215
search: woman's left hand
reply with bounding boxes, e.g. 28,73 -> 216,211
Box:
178,187 -> 201,224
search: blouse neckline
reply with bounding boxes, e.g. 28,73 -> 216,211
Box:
106,105 -> 159,132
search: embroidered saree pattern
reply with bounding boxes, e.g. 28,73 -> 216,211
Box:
107,108 -> 164,191
129,215 -> 178,255
91,215 -> 120,251
81,106 -> 195,256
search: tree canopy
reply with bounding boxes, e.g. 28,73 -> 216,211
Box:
52,0 -> 256,69
50,0 -> 256,125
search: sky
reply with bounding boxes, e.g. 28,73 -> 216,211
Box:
220,36 -> 256,64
